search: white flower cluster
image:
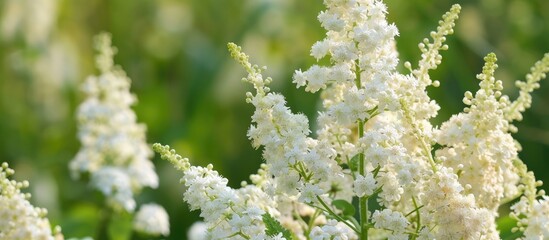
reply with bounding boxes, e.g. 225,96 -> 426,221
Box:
510,157 -> 549,240
154,0 -> 549,239
517,197 -> 549,239
0,162 -> 62,240
153,144 -> 282,240
70,33 -> 158,212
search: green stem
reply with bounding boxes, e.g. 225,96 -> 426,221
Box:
411,196 -> 422,240
96,206 -> 112,240
315,196 -> 359,233
354,59 -> 369,240
335,134 -> 350,163
225,231 -> 250,239
419,134 -> 437,172
358,120 -> 369,239
305,209 -> 321,238
399,99 -> 437,172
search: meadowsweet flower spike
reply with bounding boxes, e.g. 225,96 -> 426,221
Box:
433,53 -> 518,238
411,4 -> 461,82
152,143 -> 190,171
0,162 -> 63,240
505,53 -> 549,127
153,144 -> 283,240
228,42 -> 270,96
70,33 -> 159,212
159,0 -> 549,239
94,33 -> 117,74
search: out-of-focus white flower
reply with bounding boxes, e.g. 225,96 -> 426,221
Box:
2,0 -> 78,125
187,221 -> 208,240
71,33 -> 158,212
91,167 -> 135,212
133,203 -> 170,237
0,162 -> 62,240
1,0 -> 57,46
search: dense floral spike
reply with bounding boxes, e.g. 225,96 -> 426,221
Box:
229,42 -> 338,204
70,33 -> 158,212
504,53 -> 549,128
159,0 -> 549,239
436,53 -> 520,213
397,5 -> 461,173
410,4 -> 461,85
153,144 -> 283,240
0,162 -> 63,240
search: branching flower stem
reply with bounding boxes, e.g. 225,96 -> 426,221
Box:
400,99 -> 437,173
358,119 -> 369,239
96,205 -> 113,240
314,196 -> 359,234
410,196 -> 422,240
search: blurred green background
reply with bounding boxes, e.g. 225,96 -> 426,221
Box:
0,0 -> 547,239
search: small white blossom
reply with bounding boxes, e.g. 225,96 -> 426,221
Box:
299,183 -> 323,203
331,41 -> 358,62
318,11 -> 345,32
311,39 -> 331,60
353,172 -> 376,197
372,209 -> 408,234
293,65 -> 331,93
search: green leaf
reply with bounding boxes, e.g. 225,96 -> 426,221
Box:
60,203 -> 100,238
332,199 -> 355,217
349,154 -> 360,172
497,215 -> 522,239
263,213 -> 293,239
108,211 -> 133,240
343,215 -> 360,230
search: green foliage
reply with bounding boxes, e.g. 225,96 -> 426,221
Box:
263,213 -> 293,240
58,203 -> 100,238
332,199 -> 356,217
349,154 -> 360,172
107,212 -> 133,240
497,215 -> 522,239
